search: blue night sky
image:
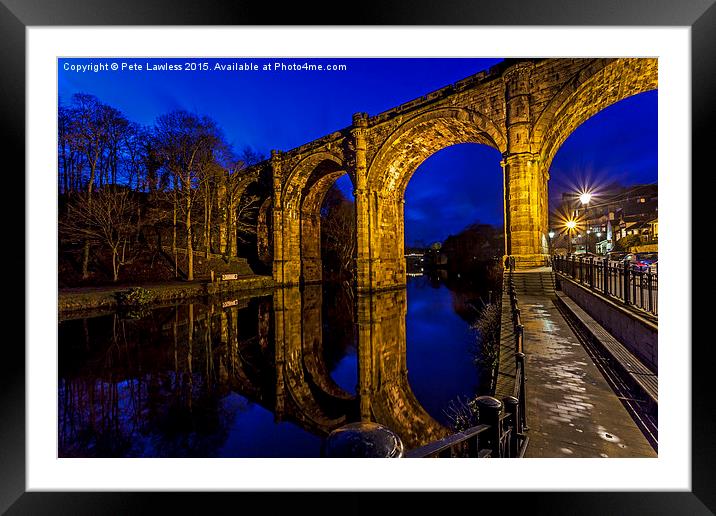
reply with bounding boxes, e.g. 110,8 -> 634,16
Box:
59,58 -> 657,248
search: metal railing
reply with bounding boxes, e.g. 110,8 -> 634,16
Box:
553,255 -> 658,316
508,269 -> 529,442
406,265 -> 530,458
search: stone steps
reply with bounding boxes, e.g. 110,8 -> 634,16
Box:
510,271 -> 556,296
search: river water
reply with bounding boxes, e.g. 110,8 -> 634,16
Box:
58,272 -> 499,457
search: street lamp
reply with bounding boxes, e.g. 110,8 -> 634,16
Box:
548,230 -> 555,257
579,190 -> 593,253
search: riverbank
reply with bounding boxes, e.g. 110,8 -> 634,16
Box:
58,275 -> 274,317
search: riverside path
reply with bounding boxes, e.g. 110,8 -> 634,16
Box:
505,268 -> 656,458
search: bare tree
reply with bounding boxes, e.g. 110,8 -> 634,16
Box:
220,161 -> 261,256
67,94 -> 113,278
58,102 -> 86,195
321,186 -> 356,281
235,192 -> 262,246
102,105 -> 130,186
197,161 -> 225,259
154,111 -> 226,281
60,188 -> 139,282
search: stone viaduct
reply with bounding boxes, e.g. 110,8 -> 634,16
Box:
246,58 -> 657,292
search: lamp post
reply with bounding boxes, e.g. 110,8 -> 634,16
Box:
566,220 -> 577,255
579,191 -> 592,253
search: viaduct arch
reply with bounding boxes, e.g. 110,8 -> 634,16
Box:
257,57 -> 657,292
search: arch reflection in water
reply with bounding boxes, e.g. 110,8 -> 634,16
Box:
58,276 -> 493,457
356,288 -> 449,449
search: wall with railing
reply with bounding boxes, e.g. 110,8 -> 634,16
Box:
553,255 -> 657,317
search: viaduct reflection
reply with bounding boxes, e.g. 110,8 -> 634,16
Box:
59,284 -> 452,457
355,288 -> 449,448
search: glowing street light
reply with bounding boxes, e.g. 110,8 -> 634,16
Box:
579,192 -> 592,205
548,230 -> 555,258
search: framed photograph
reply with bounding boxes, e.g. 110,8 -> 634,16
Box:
4,0 -> 711,512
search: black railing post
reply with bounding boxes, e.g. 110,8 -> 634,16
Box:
476,396 -> 503,458
647,270 -> 653,314
503,396 -> 520,457
603,257 -> 609,294
515,323 -> 524,353
515,352 -> 527,430
623,262 -> 630,305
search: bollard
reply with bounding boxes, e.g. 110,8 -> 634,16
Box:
502,396 -> 520,457
476,396 -> 503,458
322,422 -> 404,458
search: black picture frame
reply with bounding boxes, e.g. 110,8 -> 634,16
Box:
3,1 -> 711,513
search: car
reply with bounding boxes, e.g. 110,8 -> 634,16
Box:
634,252 -> 658,272
623,252 -> 657,271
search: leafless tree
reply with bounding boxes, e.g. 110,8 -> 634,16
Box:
154,111 -> 226,281
66,94 -> 112,278
222,161 -> 261,255
60,188 -> 140,282
321,187 -> 356,281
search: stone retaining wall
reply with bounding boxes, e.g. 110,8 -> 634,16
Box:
558,276 -> 657,372
59,276 -> 274,317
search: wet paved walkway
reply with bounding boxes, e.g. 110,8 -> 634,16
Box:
519,294 -> 656,458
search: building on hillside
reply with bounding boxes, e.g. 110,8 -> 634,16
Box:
551,183 -> 657,255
